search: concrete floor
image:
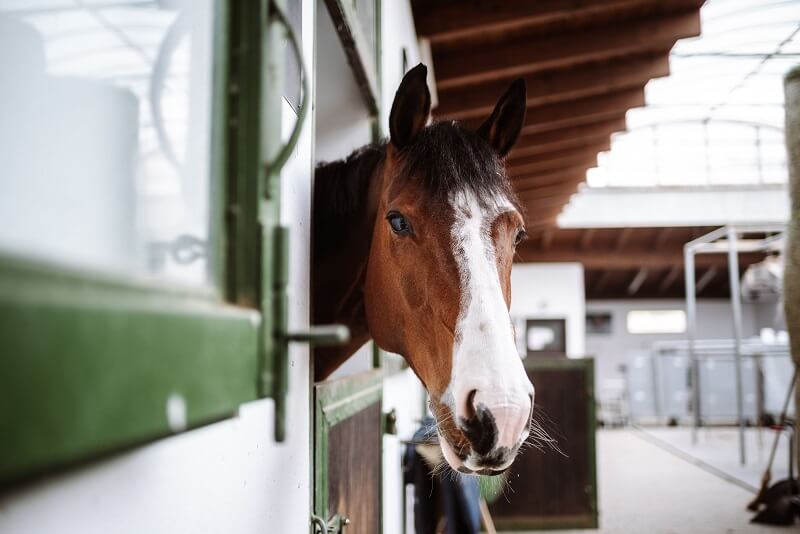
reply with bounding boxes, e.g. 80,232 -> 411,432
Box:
534,430 -> 786,534
639,427 -> 792,491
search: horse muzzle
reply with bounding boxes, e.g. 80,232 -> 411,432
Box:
440,388 -> 534,475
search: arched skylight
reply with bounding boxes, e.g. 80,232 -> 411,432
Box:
587,0 -> 799,188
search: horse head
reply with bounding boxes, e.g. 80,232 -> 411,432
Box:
365,64 -> 534,475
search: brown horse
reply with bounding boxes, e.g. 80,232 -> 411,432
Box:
313,64 -> 534,475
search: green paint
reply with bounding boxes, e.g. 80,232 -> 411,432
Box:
0,255 -> 259,484
208,0 -> 232,292
226,0 -> 264,307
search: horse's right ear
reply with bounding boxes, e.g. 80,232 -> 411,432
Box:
389,63 -> 431,149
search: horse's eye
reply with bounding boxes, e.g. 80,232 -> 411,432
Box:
514,229 -> 527,246
387,211 -> 412,235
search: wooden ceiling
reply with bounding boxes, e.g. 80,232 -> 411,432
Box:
516,226 -> 769,299
412,0 -> 704,230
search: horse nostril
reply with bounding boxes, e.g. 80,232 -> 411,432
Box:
465,389 -> 478,419
460,394 -> 498,456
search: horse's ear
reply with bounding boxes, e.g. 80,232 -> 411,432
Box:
477,78 -> 526,157
389,63 -> 431,149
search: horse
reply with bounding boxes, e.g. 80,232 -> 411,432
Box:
312,64 -> 534,475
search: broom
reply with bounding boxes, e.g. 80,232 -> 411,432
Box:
748,366 -> 798,511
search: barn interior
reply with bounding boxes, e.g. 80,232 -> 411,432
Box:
0,0 -> 797,533
407,1 -> 795,531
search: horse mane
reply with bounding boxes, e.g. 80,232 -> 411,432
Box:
315,143 -> 386,220
314,121 -> 520,223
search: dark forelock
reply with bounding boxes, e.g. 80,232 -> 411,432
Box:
396,121 -> 519,209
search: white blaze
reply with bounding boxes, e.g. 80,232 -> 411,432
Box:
445,189 -> 533,469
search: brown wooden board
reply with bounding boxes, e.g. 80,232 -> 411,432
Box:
489,358 -> 597,530
328,402 -> 382,534
314,370 -> 383,532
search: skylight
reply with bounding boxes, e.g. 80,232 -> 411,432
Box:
587,0 -> 798,188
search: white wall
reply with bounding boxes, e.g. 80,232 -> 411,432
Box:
379,0 -> 423,133
510,263 -> 586,358
586,298 -> 771,393
382,368 -> 426,534
0,1 -> 318,532
313,0 -> 373,163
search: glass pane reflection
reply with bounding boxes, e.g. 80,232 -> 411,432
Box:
0,0 -> 215,286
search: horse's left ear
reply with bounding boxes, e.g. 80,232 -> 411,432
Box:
389,63 -> 431,149
477,79 -> 526,157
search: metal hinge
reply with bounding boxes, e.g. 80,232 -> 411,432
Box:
310,514 -> 350,534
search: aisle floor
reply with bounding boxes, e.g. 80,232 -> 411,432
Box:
534,430 -> 786,534
639,426 -> 791,491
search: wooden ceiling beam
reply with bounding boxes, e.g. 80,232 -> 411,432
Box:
653,227 -> 673,250
516,180 -> 583,201
541,228 -> 554,250
615,227 -> 634,251
510,117 -> 626,158
512,165 -> 593,190
658,265 -> 682,294
580,229 -> 596,250
592,271 -> 614,295
522,218 -> 560,231
695,267 -> 718,294
434,11 -> 700,89
508,142 -> 610,169
519,88 -> 645,136
512,135 -> 612,160
520,194 -> 575,212
413,0 -> 653,47
436,53 -> 670,120
524,207 -> 564,227
508,149 -> 600,177
627,268 -> 649,295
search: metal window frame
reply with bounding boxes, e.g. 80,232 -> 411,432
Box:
0,0 -> 285,484
684,224 -> 786,465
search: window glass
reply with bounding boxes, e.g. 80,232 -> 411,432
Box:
626,310 -> 687,334
0,0 -> 215,286
354,0 -> 376,63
